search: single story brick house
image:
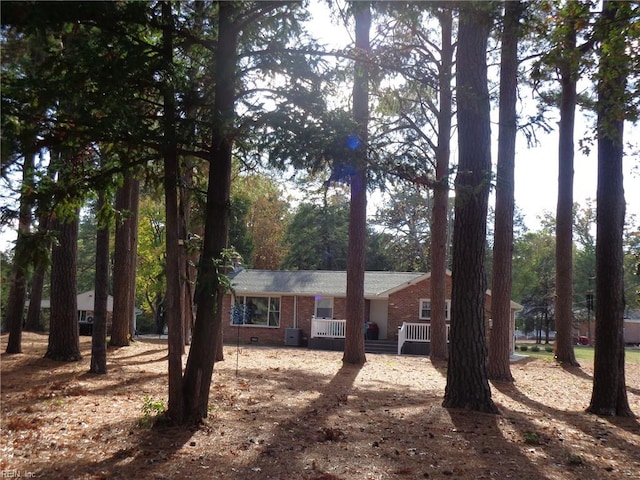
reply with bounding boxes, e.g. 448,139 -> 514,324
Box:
221,269 -> 522,354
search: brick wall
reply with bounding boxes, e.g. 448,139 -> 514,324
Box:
388,277 -> 444,334
222,294 -> 327,346
388,275 -> 493,342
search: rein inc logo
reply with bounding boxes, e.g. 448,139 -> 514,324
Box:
1,471 -> 37,478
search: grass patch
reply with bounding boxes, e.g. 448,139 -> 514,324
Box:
518,345 -> 640,364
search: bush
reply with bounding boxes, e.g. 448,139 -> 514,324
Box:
531,345 -> 540,352
139,395 -> 166,428
519,345 -> 528,351
136,312 -> 157,335
545,345 -> 553,352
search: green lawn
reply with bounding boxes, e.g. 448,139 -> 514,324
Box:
515,344 -> 640,364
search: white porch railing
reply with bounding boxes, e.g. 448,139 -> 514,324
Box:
397,322 -> 450,355
311,317 -> 346,338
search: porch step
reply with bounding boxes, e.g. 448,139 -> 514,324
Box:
365,339 -> 397,355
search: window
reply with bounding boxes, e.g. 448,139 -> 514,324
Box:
419,299 -> 450,321
231,296 -> 280,327
315,296 -> 333,318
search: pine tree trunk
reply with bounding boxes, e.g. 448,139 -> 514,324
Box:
90,193 -> 109,374
214,310 -> 225,362
45,214 -> 81,362
180,162 -> 193,348
110,176 -> 139,347
345,169 -> 367,364
343,0 -> 370,366
430,8 -> 453,362
488,0 -> 523,382
161,0 -> 186,424
587,0 -> 633,417
443,5 -> 498,414
5,149 -> 36,353
25,259 -> 46,332
25,164 -> 55,332
182,1 -> 238,424
554,21 -> 579,366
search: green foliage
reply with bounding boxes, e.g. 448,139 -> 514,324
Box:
281,200 -> 350,270
512,229 -> 555,333
76,208 -> 100,293
136,195 -> 167,317
371,183 -> 440,272
0,251 -> 12,325
531,345 -> 540,352
523,432 -> 541,445
229,193 -> 255,267
139,395 -> 166,428
230,169 -> 291,269
280,195 -> 401,271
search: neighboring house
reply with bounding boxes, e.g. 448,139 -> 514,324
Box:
28,290 -> 139,335
222,269 -> 522,355
624,310 -> 640,345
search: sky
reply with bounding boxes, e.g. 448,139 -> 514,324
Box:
506,116 -> 639,230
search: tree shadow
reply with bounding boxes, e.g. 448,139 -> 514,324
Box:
4,338 -> 638,479
600,414 -> 640,437
446,407 -> 546,478
429,358 -> 448,378
28,417 -> 198,479
492,380 -> 640,454
213,356 -> 366,479
560,363 -> 593,381
625,384 -> 640,397
109,348 -> 170,367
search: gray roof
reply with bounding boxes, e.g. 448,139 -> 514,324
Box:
228,269 -> 428,298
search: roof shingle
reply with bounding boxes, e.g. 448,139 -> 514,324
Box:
229,270 -> 427,298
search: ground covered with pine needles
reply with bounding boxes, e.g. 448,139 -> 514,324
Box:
1,332 -> 639,479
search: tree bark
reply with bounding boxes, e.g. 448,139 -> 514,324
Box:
90,193 -> 109,374
45,214 -> 81,361
110,176 -> 140,347
343,0 -> 370,366
5,150 -> 36,353
25,255 -> 46,332
25,162 -> 55,332
443,5 -> 498,414
587,0 -> 633,417
488,0 -> 523,382
180,168 -> 194,349
430,7 -> 453,362
554,18 -> 579,366
181,1 -> 238,424
162,0 -> 185,423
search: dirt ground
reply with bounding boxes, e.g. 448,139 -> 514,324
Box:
1,333 -> 639,480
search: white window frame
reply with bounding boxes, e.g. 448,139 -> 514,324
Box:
419,299 -> 451,321
314,296 -> 334,319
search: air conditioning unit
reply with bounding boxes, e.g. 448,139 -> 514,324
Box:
284,328 -> 302,346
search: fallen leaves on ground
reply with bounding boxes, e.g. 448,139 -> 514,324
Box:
1,332 -> 639,480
